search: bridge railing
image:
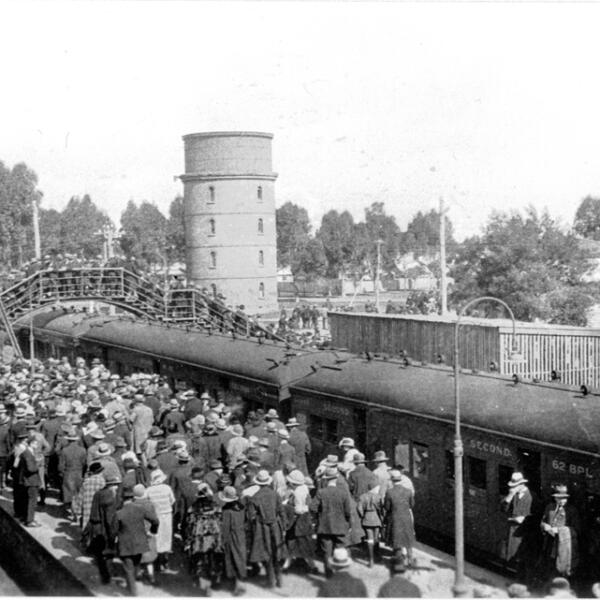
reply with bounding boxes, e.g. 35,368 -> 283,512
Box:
0,267 -> 282,341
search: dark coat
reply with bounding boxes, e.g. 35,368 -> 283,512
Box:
221,500 -> 247,579
348,464 -> 377,502
203,434 -> 222,465
288,429 -> 310,475
276,442 -> 296,470
318,571 -> 368,597
157,451 -> 179,477
204,469 -> 222,495
383,485 -> 415,549
258,448 -> 276,473
59,442 -> 87,503
0,423 -> 11,457
183,397 -> 204,422
87,486 -> 120,553
310,484 -> 352,536
41,417 -> 63,453
246,485 -> 286,563
502,487 -> 534,563
116,500 -> 159,557
16,448 -> 40,487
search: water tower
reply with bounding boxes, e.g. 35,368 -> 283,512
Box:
180,131 -> 278,314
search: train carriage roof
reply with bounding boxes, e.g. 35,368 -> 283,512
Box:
292,358 -> 600,457
77,319 -> 337,400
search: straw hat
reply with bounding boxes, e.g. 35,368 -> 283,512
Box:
231,424 -> 244,437
322,466 -> 338,480
96,442 -> 112,457
218,485 -> 239,503
390,469 -> 403,482
330,548 -> 351,569
552,484 -> 569,499
254,470 -> 273,486
353,452 -> 366,464
372,450 -> 390,463
266,408 -> 279,419
508,472 -> 528,488
278,429 -> 290,440
150,469 -> 167,485
286,417 -> 300,428
339,437 -> 354,448
286,469 -> 305,486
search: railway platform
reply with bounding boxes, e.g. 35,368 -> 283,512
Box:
0,490 -> 510,598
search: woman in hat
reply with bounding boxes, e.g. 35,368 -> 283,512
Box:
219,485 -> 246,596
540,483 -> 581,580
383,469 -> 416,568
131,484 -> 159,586
184,482 -> 223,594
145,468 -> 175,572
282,469 -> 318,573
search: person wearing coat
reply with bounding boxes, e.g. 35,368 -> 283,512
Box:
145,468 -> 175,571
129,395 -> 154,455
348,453 -> 377,502
383,469 -> 416,567
287,418 -> 311,476
116,486 -> 159,596
246,469 -> 286,588
357,481 -> 383,567
86,474 -> 122,584
13,433 -> 42,526
501,472 -> 536,582
219,485 -> 247,596
310,466 -> 352,577
317,548 -> 368,597
58,430 -> 87,517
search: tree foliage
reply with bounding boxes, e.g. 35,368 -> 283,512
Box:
119,200 -> 168,266
316,210 -> 355,278
276,202 -> 311,270
574,196 -> 600,240
402,209 -> 456,257
450,206 -> 592,324
166,195 -> 186,263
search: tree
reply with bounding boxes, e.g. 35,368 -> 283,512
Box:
574,196 -> 600,240
166,195 -> 186,263
59,194 -> 113,258
450,206 -> 592,325
316,210 -> 355,278
120,200 -> 168,266
402,209 -> 456,257
276,202 -> 311,271
38,208 -> 62,255
294,237 -> 328,280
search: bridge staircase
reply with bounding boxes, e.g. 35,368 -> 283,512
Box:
0,267 -> 282,342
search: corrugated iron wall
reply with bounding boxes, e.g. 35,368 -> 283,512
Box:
329,312 -> 500,372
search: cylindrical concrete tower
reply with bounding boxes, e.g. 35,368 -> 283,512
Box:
181,131 -> 278,315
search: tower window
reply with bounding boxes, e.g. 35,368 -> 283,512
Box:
209,219 -> 216,235
210,251 -> 217,269
259,250 -> 264,266
210,283 -> 217,298
259,282 -> 265,299
257,186 -> 263,201
208,186 -> 215,203
258,218 -> 264,234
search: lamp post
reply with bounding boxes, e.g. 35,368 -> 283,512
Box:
453,296 -> 520,597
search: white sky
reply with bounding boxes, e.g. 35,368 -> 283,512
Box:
2,1 -> 600,240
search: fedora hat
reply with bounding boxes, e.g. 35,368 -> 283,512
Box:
372,450 -> 390,463
14,406 -> 27,418
325,454 -> 339,467
390,469 -> 403,482
330,548 -> 351,569
215,418 -> 226,430
254,469 -> 273,486
266,422 -> 277,432
552,484 -> 569,498
258,437 -> 270,448
176,449 -> 190,462
150,469 -> 167,485
508,472 -> 528,488
353,452 -> 366,464
105,473 -> 122,485
114,436 -> 127,448
65,429 -> 80,441
286,417 -> 300,428
266,408 -> 279,419
96,442 -> 112,457
231,424 -> 244,437
277,428 -> 289,440
339,437 -> 354,448
322,466 -> 338,480
169,398 -> 179,408
90,429 -> 105,440
286,469 -> 305,486
103,419 -> 116,431
218,485 -> 239,503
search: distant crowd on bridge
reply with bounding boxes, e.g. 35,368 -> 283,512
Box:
0,355 -> 598,597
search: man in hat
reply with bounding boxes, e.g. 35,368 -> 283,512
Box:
383,469 -> 416,568
502,471 -> 536,582
265,408 -> 284,431
0,407 -> 11,492
316,547 -> 367,597
256,437 -> 276,473
201,422 -> 222,466
58,427 -> 87,518
161,399 -> 185,434
541,484 -> 581,580
183,390 -> 204,422
219,485 -> 247,596
112,411 -> 132,450
204,459 -> 224,495
275,429 -> 296,471
287,417 -> 311,476
12,431 -> 41,526
372,450 -> 393,499
116,485 -> 159,596
246,469 -> 286,588
348,452 -> 376,502
87,428 -> 108,465
339,437 -> 360,476
377,555 -> 421,597
129,394 -> 154,456
310,466 -> 352,577
226,424 -> 249,470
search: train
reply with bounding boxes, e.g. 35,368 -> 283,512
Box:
13,308 -> 600,574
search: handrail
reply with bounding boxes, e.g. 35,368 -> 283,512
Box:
0,267 -> 283,342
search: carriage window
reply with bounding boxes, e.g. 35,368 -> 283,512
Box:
324,418 -> 338,444
468,456 -> 487,490
394,440 -> 410,471
412,442 -> 429,480
309,414 -> 337,443
445,451 -> 455,480
498,464 -> 513,496
310,415 -> 324,439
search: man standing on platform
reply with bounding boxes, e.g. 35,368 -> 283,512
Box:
16,433 -> 42,527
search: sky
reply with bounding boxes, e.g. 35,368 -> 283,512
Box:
2,1 -> 600,241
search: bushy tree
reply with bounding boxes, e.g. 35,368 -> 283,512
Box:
120,200 -> 168,265
276,202 -> 311,271
166,195 -> 186,263
574,196 -> 600,240
402,209 -> 456,257
316,210 -> 355,278
450,206 -> 592,324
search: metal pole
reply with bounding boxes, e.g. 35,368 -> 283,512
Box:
29,294 -> 35,377
453,295 -> 516,597
375,239 -> 383,313
32,198 -> 41,261
440,197 -> 448,316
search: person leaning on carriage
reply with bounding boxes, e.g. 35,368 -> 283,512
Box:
501,471 -> 538,583
540,483 -> 581,583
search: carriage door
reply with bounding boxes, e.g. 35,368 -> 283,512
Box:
353,407 -> 367,453
517,448 -> 541,499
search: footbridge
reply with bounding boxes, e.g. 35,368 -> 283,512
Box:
0,268 -> 282,348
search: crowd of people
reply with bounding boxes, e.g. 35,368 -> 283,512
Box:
1,353 -> 599,598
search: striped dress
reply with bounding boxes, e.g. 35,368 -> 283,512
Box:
146,482 -> 175,553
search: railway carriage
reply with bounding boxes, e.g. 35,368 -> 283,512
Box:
14,310 -> 600,573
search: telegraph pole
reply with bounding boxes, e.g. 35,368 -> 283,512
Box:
375,239 -> 384,313
32,196 -> 41,260
439,197 -> 448,316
